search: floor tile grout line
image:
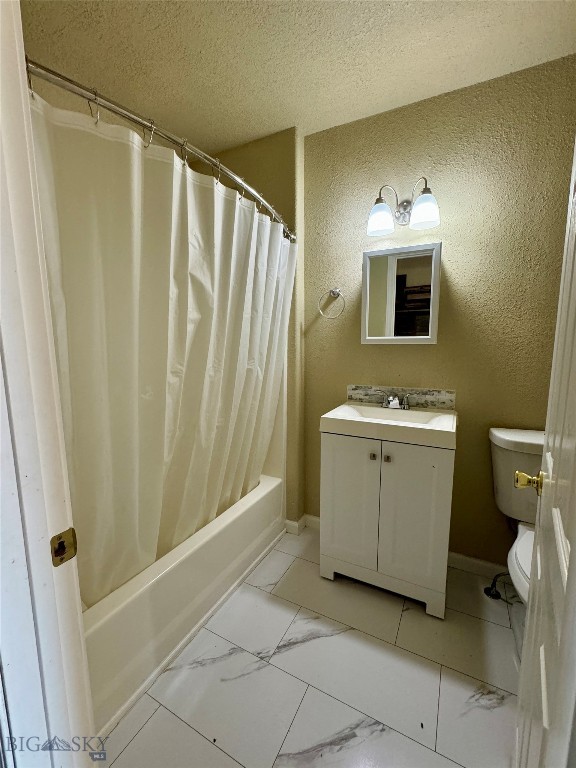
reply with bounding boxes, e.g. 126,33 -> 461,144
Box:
445,603 -> 512,629
105,694 -> 159,740
273,539 -> 320,567
246,556 -> 296,592
203,625 -> 280,663
242,564 -> 294,595
271,685 -> 309,766
274,551 -> 320,566
394,599 -> 405,644
448,564 -> 509,579
108,698 -> 160,767
268,669 -> 464,766
267,614 -> 518,697
434,665 -> 442,752
249,547 -> 296,570
302,684 -> 464,768
143,621 -> 465,767
145,696 -> 246,767
504,582 -> 514,627
210,586 -> 519,697
265,605 -> 306,661
162,622 -> 448,759
277,596 -> 518,695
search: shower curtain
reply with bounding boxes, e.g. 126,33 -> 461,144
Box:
31,97 -> 297,607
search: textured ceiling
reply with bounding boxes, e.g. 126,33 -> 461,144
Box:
21,1 -> 576,153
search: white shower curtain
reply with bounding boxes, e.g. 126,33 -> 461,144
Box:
31,97 -> 297,607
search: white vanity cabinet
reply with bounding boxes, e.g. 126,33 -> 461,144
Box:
320,427 -> 455,618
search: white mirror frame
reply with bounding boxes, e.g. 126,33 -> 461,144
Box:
361,241 -> 442,344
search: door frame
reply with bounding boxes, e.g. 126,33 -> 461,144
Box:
1,2 -> 94,765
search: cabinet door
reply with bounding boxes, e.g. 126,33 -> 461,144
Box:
378,441 -> 454,591
320,433 -> 381,570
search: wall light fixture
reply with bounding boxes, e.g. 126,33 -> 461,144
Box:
367,177 -> 440,236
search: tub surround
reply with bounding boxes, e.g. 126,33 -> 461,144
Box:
348,384 -> 455,410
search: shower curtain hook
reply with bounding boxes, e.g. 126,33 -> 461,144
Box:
180,139 -> 189,167
239,179 -> 246,199
88,92 -> 100,125
26,57 -> 35,99
143,120 -> 155,149
213,160 -> 221,185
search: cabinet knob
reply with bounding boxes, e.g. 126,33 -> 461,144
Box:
383,455 -> 392,463
369,452 -> 378,460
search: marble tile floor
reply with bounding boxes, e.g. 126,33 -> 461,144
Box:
106,528 -> 518,768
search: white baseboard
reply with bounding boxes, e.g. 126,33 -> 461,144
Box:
303,514 -> 320,530
285,514 -> 320,535
448,551 -> 507,578
285,517 -> 306,535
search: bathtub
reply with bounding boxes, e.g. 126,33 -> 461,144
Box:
83,474 -> 284,733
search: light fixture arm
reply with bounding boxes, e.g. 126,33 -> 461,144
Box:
376,184 -> 400,209
410,176 -> 430,207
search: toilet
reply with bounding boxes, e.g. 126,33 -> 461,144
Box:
489,427 -> 545,604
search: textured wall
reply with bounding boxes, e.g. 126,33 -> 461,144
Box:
216,129 -> 306,522
304,56 -> 576,564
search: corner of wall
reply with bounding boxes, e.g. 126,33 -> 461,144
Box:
215,127 -> 306,524
285,128 -> 306,522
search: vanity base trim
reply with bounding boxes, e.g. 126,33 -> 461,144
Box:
320,554 -> 446,619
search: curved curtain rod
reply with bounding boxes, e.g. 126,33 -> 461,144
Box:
25,57 -> 296,242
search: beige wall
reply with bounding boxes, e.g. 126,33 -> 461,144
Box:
216,129 -> 306,522
304,55 -> 576,564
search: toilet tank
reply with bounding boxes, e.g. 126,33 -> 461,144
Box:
489,428 -> 544,524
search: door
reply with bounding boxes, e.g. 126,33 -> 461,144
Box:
1,2 -> 93,763
320,433 -> 381,569
516,144 -> 576,768
378,441 -> 454,592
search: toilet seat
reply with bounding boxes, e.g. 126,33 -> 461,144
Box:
507,524 -> 534,604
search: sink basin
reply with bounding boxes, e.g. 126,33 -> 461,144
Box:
320,402 -> 457,449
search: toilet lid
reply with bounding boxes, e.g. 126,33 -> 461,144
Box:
515,530 -> 534,581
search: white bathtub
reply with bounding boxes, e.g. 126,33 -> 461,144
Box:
84,474 -> 284,733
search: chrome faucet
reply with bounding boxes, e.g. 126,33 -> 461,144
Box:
382,393 -> 401,409
401,394 -> 413,410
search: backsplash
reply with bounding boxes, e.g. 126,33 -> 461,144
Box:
347,384 -> 456,410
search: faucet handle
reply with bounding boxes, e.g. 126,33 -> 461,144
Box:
401,393 -> 413,410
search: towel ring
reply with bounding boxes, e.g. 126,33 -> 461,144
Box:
318,288 -> 346,319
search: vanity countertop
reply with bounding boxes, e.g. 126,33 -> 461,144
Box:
320,402 -> 457,449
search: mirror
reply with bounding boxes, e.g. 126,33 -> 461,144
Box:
361,242 -> 441,344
